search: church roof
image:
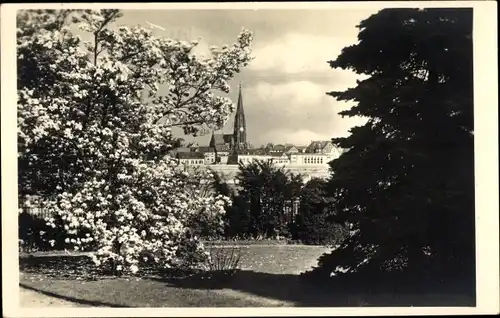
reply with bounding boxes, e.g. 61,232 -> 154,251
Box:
211,133 -> 233,145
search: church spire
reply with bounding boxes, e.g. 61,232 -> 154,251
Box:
233,83 -> 247,152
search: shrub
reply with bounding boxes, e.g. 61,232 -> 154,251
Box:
17,9 -> 253,275
203,246 -> 242,279
19,211 -> 75,252
295,214 -> 349,246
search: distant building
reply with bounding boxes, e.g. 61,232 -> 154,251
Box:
227,148 -> 270,165
305,140 -> 338,155
289,153 -> 330,165
176,85 -> 345,169
209,133 -> 232,152
168,146 -> 192,157
285,140 -> 343,165
270,144 -> 286,153
270,152 -> 291,165
192,146 -> 216,164
232,84 -> 249,152
209,84 -> 249,163
176,152 -> 205,166
284,145 -> 299,154
295,146 -> 308,153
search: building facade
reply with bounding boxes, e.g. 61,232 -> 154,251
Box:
176,152 -> 205,166
173,83 -> 345,168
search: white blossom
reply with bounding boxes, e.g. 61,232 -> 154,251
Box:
17,9 -> 250,275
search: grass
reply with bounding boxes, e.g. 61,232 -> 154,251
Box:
19,244 -> 475,307
202,238 -> 304,246
20,286 -> 88,308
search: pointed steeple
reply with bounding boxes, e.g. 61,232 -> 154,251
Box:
236,83 -> 245,123
233,83 -> 247,152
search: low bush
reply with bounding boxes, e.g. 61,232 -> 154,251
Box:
206,247 -> 242,273
18,212 -> 70,253
295,216 -> 349,246
199,246 -> 243,282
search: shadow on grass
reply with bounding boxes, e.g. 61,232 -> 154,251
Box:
157,270 -> 476,307
19,255 -> 183,281
20,255 -> 475,307
20,255 -> 104,280
20,283 -> 130,308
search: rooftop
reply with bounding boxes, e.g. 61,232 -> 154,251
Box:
211,133 -> 233,146
305,140 -> 332,153
177,152 -> 205,159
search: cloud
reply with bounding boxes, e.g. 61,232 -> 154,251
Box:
248,33 -> 347,74
239,80 -> 367,147
111,10 -> 374,148
261,129 -> 332,146
249,80 -> 326,108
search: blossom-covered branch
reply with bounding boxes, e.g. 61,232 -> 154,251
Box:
18,9 -> 253,274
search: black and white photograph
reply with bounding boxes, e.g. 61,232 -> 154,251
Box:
1,1 -> 498,316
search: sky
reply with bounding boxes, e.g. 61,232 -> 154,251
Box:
114,9 -> 377,147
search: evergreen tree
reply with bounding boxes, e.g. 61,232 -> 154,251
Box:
294,178 -> 346,245
231,160 -> 303,238
306,8 -> 474,286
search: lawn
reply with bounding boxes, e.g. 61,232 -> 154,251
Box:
19,245 -> 475,307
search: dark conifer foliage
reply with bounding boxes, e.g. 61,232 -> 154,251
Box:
228,160 -> 303,238
304,8 -> 475,288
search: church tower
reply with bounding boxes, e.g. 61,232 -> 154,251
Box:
232,83 -> 248,152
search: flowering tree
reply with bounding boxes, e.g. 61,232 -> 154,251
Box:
17,9 -> 253,274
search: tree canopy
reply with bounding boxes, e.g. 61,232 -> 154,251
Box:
17,9 -> 253,274
307,8 -> 474,284
225,160 -> 303,238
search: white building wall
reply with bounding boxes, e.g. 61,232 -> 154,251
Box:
179,158 -> 205,166
204,152 -> 216,164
